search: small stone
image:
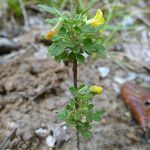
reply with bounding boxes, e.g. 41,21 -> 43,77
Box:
0,38 -> 18,54
114,72 -> 137,84
46,135 -> 56,148
62,125 -> 67,131
98,67 -> 110,78
125,112 -> 131,117
35,128 -> 49,138
8,122 -> 18,129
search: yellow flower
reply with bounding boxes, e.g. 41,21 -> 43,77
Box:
88,9 -> 105,27
45,30 -> 58,40
90,85 -> 103,94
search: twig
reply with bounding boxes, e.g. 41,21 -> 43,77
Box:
0,128 -> 17,150
19,0 -> 29,28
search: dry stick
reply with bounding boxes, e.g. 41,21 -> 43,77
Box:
0,128 -> 17,150
72,59 -> 80,150
19,0 -> 29,28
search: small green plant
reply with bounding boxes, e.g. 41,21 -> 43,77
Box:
38,1 -> 107,148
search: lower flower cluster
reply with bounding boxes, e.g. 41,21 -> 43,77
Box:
57,84 -> 105,139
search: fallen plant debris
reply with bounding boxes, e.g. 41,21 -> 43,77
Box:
0,128 -> 17,150
120,82 -> 150,135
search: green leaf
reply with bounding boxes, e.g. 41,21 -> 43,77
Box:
87,104 -> 94,110
82,25 -> 94,33
66,115 -> 76,127
81,130 -> 92,139
74,111 -> 83,120
68,99 -> 75,107
59,27 -> 66,35
54,55 -> 61,63
83,38 -> 92,45
74,26 -> 81,32
78,85 -> 89,93
68,52 -> 76,61
78,84 -> 86,90
65,99 -> 75,114
54,52 -> 68,62
94,44 -> 105,51
69,86 -> 77,95
62,41 -> 74,48
86,111 -> 93,122
92,110 -> 105,121
52,35 -> 61,42
94,44 -> 106,59
83,38 -> 94,53
48,43 -> 65,57
38,5 -> 61,16
47,44 -> 56,57
45,18 -> 59,24
72,47 -> 80,53
76,54 -> 85,64
66,104 -> 73,111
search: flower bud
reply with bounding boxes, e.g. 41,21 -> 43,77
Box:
90,85 -> 103,94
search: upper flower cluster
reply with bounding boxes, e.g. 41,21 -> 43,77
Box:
45,9 -> 105,40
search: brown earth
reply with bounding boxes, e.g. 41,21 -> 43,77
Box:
0,54 -> 150,150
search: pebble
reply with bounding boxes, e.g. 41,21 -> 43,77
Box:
0,38 -> 18,55
46,135 -> 56,148
114,72 -> 137,84
8,122 -> 18,129
98,67 -> 110,78
35,128 -> 49,138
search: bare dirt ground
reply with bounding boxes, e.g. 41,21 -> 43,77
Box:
0,51 -> 150,150
0,1 -> 150,149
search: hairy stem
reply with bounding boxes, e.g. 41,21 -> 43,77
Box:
72,59 -> 80,150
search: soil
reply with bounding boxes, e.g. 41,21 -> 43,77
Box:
0,53 -> 150,150
0,2 -> 150,149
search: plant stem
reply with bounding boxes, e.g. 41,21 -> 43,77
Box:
73,60 -> 77,89
76,131 -> 80,150
72,59 -> 80,150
